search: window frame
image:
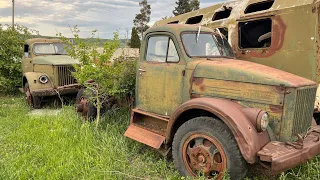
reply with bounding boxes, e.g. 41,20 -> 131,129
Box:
32,42 -> 68,56
180,31 -> 235,59
238,17 -> 273,50
145,34 -> 180,63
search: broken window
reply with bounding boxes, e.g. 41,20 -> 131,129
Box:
186,15 -> 203,24
245,0 -> 274,14
212,8 -> 232,21
168,21 -> 179,24
239,18 -> 272,49
24,44 -> 30,58
217,27 -> 228,40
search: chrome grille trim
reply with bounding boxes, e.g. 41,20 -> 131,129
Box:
292,87 -> 317,135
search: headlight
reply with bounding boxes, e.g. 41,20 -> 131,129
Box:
257,111 -> 269,132
39,75 -> 49,84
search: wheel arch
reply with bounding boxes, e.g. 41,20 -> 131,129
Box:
166,98 -> 271,164
23,72 -> 53,92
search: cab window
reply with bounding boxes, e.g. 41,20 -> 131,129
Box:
146,36 -> 179,63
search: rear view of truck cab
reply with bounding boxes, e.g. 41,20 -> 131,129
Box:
124,24 -> 320,179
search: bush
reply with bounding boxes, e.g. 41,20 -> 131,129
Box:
58,27 -> 137,126
0,24 -> 33,94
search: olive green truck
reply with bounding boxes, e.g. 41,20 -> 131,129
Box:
21,38 -> 79,108
124,24 -> 320,179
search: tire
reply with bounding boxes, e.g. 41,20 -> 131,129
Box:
75,88 -> 97,121
172,117 -> 247,180
24,83 -> 41,109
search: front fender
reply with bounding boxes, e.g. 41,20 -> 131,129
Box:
23,72 -> 54,92
167,98 -> 271,164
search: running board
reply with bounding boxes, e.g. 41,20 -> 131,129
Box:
124,125 -> 165,149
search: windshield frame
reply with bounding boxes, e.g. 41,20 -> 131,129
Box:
180,31 -> 235,59
32,42 -> 68,56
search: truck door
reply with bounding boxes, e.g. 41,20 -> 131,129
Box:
136,33 -> 185,116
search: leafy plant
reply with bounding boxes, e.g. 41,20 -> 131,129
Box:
0,24 -> 33,94
173,0 -> 200,16
58,26 -> 137,127
133,0 -> 151,38
130,27 -> 141,48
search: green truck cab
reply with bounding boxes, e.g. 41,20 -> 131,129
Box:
155,0 -> 320,121
22,38 -> 79,108
124,24 -> 320,179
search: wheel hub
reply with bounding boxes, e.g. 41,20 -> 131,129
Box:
76,97 -> 89,118
25,88 -> 32,105
182,134 -> 227,178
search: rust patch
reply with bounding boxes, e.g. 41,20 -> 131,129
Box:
250,16 -> 287,58
269,105 -> 283,113
193,77 -> 204,86
191,93 -> 201,98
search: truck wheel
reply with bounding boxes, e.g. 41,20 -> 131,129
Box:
75,88 -> 97,121
172,117 -> 247,180
24,83 -> 41,109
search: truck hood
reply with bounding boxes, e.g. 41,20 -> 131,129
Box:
191,59 -> 315,87
32,55 -> 79,65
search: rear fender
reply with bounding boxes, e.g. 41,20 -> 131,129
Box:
23,72 -> 54,92
167,98 -> 271,164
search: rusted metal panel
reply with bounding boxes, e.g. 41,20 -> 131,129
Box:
124,124 -> 165,149
193,59 -> 315,87
192,78 -> 285,105
167,98 -> 271,164
258,125 -> 320,173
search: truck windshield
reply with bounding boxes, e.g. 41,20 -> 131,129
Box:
181,33 -> 234,58
33,43 -> 68,55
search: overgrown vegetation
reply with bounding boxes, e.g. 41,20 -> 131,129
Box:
58,27 -> 137,127
130,27 -> 141,48
0,24 -> 33,94
0,96 -> 320,179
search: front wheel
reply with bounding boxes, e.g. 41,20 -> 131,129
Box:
75,88 -> 97,121
172,117 -> 247,180
24,83 -> 41,109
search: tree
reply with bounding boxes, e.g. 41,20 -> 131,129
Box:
130,27 -> 141,48
173,0 -> 200,16
58,27 -> 137,128
133,0 -> 151,39
0,24 -> 33,94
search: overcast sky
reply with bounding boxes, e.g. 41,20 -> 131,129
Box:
0,0 -> 226,39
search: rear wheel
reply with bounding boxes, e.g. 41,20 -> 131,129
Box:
75,88 -> 97,121
24,83 -> 41,109
172,117 -> 247,180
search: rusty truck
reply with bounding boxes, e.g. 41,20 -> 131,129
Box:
124,24 -> 320,179
22,38 -> 79,108
154,0 -> 320,123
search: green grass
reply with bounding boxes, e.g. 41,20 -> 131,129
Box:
0,96 -> 319,180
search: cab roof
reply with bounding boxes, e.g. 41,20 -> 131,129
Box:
145,24 -> 214,38
25,38 -> 62,45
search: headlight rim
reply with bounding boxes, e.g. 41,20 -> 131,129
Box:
256,111 -> 269,132
39,75 -> 49,84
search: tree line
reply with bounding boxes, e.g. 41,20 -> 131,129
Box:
130,0 -> 200,48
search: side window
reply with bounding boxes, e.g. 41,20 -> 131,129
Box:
24,44 -> 30,58
167,39 -> 179,62
146,36 -> 179,63
239,18 -> 272,49
146,36 -> 168,62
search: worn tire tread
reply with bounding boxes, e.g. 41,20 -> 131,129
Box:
172,116 -> 247,180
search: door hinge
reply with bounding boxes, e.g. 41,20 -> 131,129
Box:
182,70 -> 186,76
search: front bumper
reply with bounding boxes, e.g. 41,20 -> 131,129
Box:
257,126 -> 320,174
31,84 -> 79,97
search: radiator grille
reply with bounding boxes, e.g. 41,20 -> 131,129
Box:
57,65 -> 76,86
292,87 -> 317,136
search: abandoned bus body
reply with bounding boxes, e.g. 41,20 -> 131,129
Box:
154,0 -> 320,116
124,24 -> 320,179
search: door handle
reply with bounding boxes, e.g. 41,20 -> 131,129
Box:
139,68 -> 146,72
